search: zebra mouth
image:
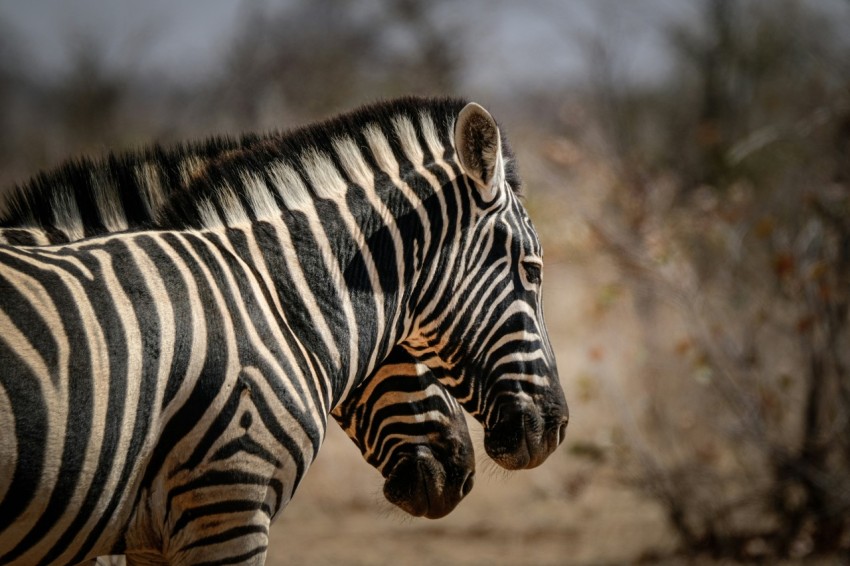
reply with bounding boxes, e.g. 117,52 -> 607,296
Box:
484,404 -> 568,470
382,449 -> 474,519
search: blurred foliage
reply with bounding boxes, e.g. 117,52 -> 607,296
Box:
0,0 -> 462,187
570,0 -> 850,559
216,0 -> 460,127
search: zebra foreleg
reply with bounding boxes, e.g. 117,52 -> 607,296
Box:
156,477 -> 274,565
164,527 -> 269,566
76,554 -> 165,566
74,557 -> 124,566
84,556 -> 126,566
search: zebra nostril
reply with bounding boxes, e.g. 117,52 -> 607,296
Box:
461,471 -> 475,498
557,422 -> 568,446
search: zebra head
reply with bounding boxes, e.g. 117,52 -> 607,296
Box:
334,348 -> 474,519
410,102 -> 569,471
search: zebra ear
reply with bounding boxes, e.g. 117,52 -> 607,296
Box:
455,102 -> 503,200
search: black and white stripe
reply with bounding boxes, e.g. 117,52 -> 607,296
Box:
0,127 -> 476,522
0,97 -> 567,564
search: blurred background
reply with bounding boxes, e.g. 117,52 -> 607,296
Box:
2,0 -> 850,564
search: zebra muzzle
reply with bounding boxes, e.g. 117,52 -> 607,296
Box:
484,401 -> 568,470
382,449 -> 475,519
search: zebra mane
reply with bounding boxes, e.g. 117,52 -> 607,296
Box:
0,133 -> 270,238
1,96 -> 520,237
157,96 -> 521,231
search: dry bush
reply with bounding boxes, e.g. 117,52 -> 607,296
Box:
556,0 -> 850,559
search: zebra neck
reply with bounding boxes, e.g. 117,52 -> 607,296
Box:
166,130 -> 468,407
222,198 -> 430,411
255,201 -> 473,410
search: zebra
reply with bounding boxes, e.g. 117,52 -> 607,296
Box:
0,131 -> 477,522
0,96 -> 568,564
0,132 -> 477,566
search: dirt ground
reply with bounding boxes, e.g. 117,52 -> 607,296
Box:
265,261 -> 679,565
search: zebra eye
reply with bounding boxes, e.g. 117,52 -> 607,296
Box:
522,261 -> 542,285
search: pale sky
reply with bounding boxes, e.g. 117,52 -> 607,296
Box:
0,0 -> 697,91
